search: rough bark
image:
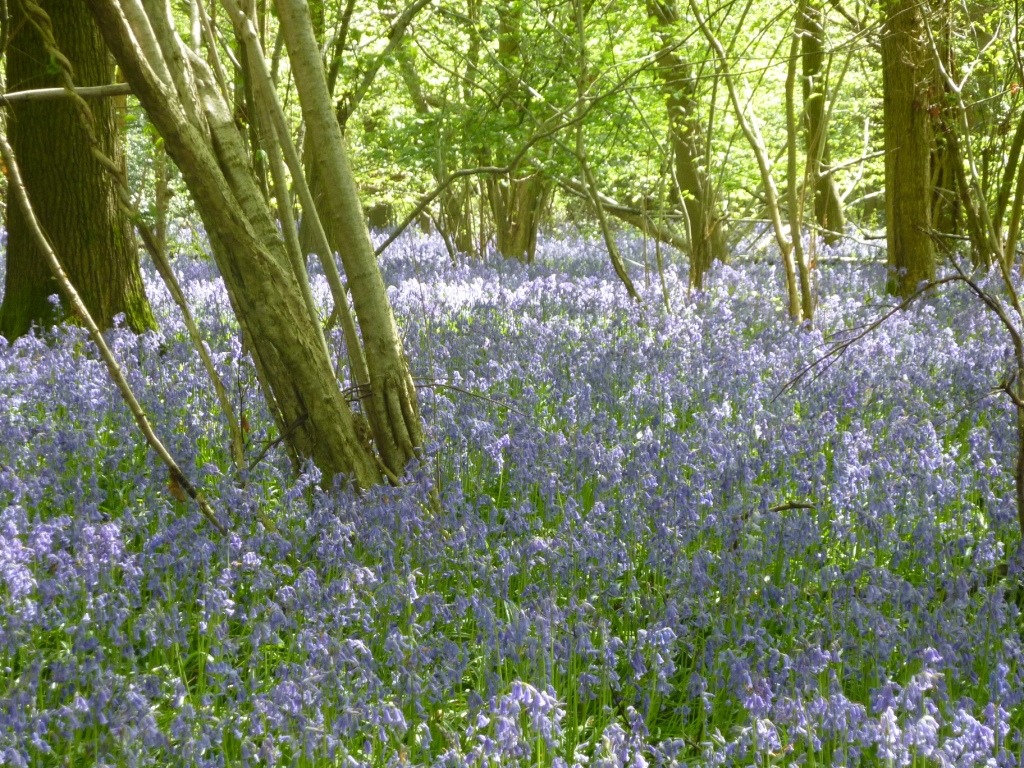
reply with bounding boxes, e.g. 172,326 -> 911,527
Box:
801,0 -> 845,243
276,0 -> 424,477
85,0 -> 381,487
0,0 -> 155,340
881,0 -> 935,297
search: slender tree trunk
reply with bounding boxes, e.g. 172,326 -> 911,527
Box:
0,0 -> 155,340
297,0 -> 333,257
881,0 -> 935,297
788,0 -> 815,321
276,0 -> 424,477
801,0 -> 845,243
688,0 -> 802,318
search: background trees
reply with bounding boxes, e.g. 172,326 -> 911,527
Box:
1,0 -> 1023,477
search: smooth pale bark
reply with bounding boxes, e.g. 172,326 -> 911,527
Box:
225,0 -> 367,389
85,0 -> 381,486
787,0 -> 815,321
881,0 -> 935,297
0,0 -> 154,340
801,0 -> 845,243
275,0 -> 424,477
648,1 -> 728,289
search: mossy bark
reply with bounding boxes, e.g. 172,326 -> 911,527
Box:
276,0 -> 424,477
881,0 -> 935,297
0,0 -> 155,340
87,0 -> 382,487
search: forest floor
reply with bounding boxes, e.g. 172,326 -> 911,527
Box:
0,230 -> 1021,766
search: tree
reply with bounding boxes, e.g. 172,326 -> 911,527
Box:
83,0 -> 422,485
649,1 -> 729,290
0,0 -> 155,340
648,1 -> 728,290
485,4 -> 550,263
800,0 -> 845,244
880,0 -> 935,297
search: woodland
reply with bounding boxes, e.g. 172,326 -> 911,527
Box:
0,0 -> 1023,763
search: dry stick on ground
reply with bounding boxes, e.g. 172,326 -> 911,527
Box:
769,500 -> 816,512
0,126 -> 227,535
10,0 -> 247,472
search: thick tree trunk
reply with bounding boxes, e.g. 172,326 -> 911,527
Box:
85,0 -> 381,487
276,0 -> 424,477
881,0 -> 935,297
485,5 -> 549,262
0,0 -> 155,340
649,1 -> 728,289
801,0 -> 845,243
488,174 -> 547,263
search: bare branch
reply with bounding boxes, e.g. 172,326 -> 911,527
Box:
0,83 -> 132,104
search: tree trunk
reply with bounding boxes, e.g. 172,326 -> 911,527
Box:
489,175 -> 547,263
881,0 -> 935,297
801,0 -> 845,244
85,0 -> 382,487
296,0 -> 334,257
0,0 -> 155,340
486,4 -> 549,262
276,0 -> 424,477
649,1 -> 728,290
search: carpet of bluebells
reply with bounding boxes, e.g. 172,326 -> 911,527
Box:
0,228 -> 1022,767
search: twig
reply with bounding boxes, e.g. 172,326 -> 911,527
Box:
246,414 -> 309,473
771,276 -> 961,403
769,500 -> 816,512
414,379 -> 536,420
